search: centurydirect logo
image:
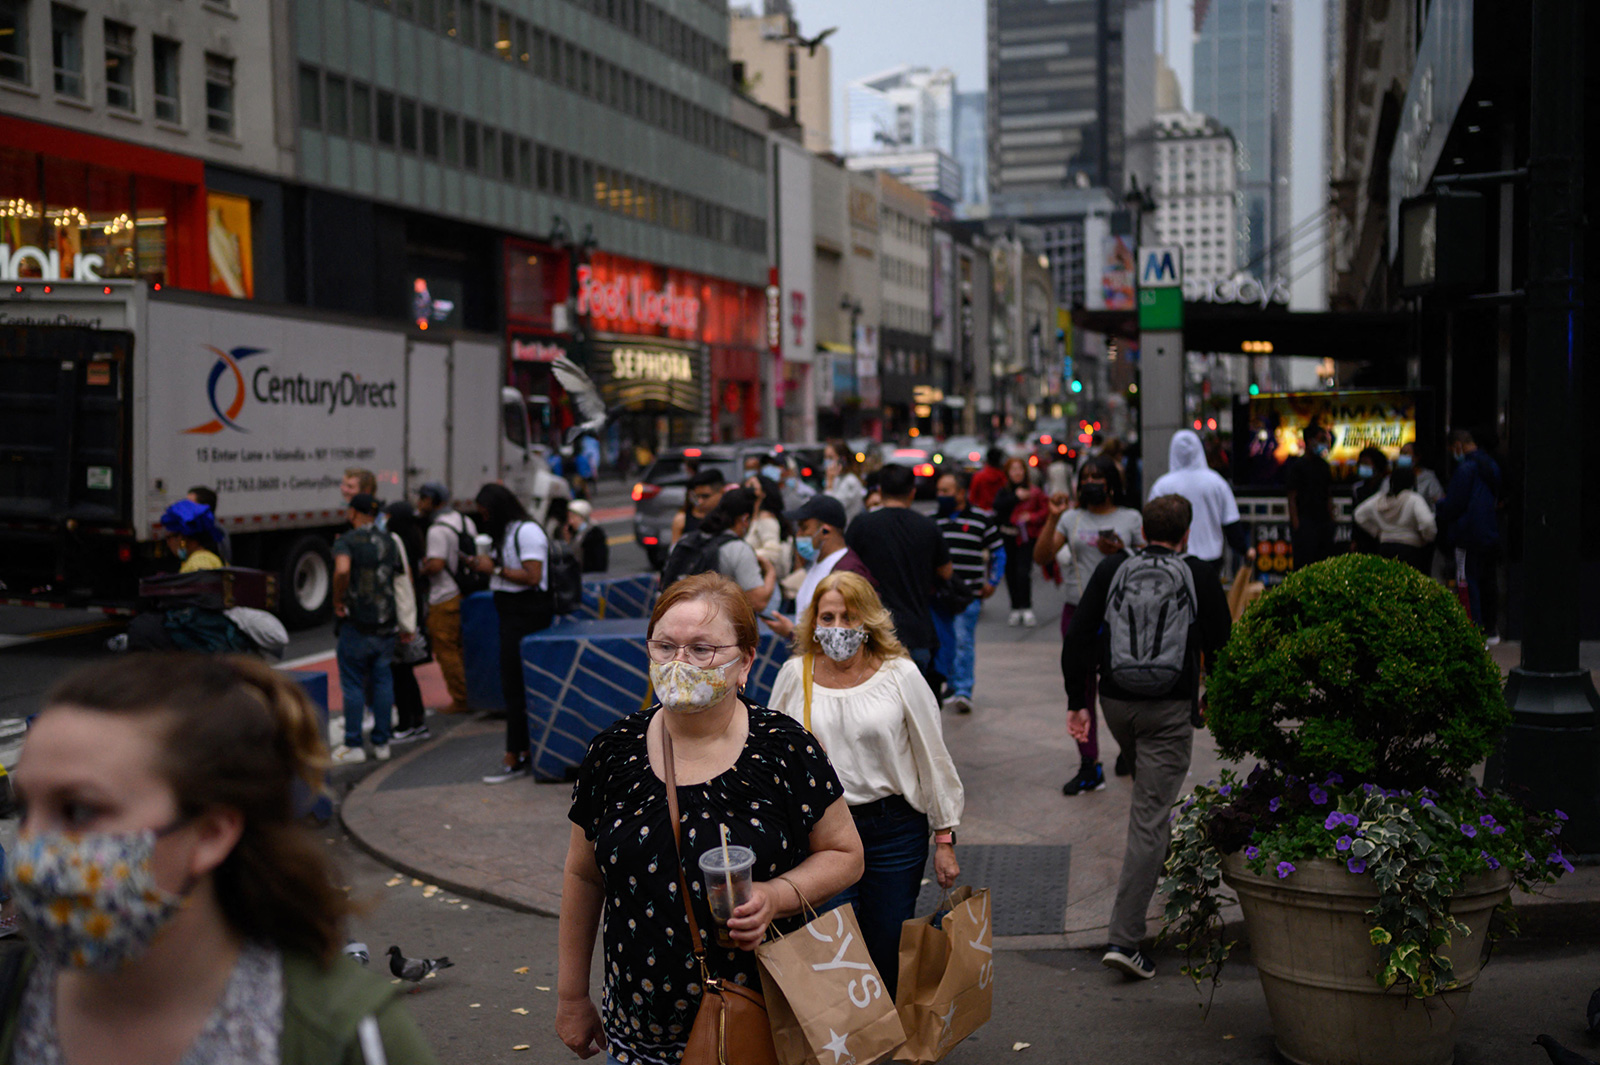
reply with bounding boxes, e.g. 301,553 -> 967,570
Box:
182,346 -> 400,435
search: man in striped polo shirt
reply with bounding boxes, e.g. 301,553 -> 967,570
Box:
932,470 -> 1005,714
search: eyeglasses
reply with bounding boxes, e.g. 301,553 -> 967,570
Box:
645,640 -> 741,667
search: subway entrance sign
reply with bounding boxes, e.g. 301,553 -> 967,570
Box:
1137,245 -> 1184,331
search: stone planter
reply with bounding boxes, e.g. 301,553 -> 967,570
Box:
1222,853 -> 1512,1065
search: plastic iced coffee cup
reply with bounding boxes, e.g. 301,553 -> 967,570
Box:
698,844 -> 756,948
473,533 -> 493,558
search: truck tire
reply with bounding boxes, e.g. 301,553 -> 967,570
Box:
279,535 -> 334,629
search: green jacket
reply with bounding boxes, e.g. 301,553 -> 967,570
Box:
0,948 -> 438,1065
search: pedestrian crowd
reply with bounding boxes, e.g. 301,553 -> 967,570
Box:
0,422 -> 1508,1065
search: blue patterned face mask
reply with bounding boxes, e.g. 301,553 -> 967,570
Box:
815,626 -> 868,662
9,825 -> 191,971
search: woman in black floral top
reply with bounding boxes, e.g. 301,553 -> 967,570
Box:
557,574 -> 865,1065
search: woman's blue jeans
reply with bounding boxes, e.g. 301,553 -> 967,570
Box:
820,796 -> 929,1001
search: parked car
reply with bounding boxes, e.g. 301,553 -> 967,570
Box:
631,445 -> 739,569
935,435 -> 988,473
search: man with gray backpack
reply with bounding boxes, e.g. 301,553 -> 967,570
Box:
1061,493 -> 1232,980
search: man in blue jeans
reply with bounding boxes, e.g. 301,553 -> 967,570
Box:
933,471 -> 1004,714
330,493 -> 401,765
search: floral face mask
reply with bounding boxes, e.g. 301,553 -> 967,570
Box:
9,825 -> 190,971
650,659 -> 740,714
815,626 -> 869,662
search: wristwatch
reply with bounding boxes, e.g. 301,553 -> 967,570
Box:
933,831 -> 956,846
493,565 -> 504,578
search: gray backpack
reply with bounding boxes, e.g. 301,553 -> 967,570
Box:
1105,550 -> 1197,696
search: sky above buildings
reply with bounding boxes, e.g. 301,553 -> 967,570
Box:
791,0 -> 987,153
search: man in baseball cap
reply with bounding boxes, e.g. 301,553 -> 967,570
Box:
763,494 -> 876,637
414,481 -> 476,715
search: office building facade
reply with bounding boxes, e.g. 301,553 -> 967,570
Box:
728,2 -> 832,154
954,89 -> 988,211
1129,111 -> 1238,292
1192,0 -> 1292,283
987,0 -> 1125,197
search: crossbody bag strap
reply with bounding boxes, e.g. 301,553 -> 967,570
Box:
802,654 -> 814,733
660,725 -> 708,961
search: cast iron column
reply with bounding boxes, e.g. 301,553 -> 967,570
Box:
1501,0 -> 1600,853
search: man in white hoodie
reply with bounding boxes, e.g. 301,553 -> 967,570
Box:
1147,430 -> 1253,566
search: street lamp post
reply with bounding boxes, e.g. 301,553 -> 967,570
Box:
1499,0 -> 1600,853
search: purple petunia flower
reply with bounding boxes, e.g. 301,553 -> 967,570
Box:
1324,772 -> 1344,786
1480,814 -> 1496,827
1218,785 -> 1232,797
1419,797 -> 1436,808
1269,797 -> 1282,813
1336,836 -> 1352,853
1276,862 -> 1296,879
1481,852 -> 1500,871
1324,812 -> 1345,831
1347,858 -> 1367,874
1550,851 -> 1576,874
1342,812 -> 1361,828
1244,845 -> 1260,861
1492,826 -> 1505,835
1309,786 -> 1329,806
1460,823 -> 1478,838
1556,809 -> 1569,821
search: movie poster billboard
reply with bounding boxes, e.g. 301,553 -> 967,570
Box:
1238,390 -> 1420,486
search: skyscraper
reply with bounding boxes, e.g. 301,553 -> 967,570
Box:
987,0 -> 1126,197
1192,0 -> 1293,284
845,66 -> 957,156
954,91 -> 989,210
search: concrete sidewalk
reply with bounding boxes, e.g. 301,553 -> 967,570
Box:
340,634 -> 1600,948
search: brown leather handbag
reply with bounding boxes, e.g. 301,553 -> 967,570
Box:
661,727 -> 781,1065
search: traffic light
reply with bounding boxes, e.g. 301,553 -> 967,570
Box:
1248,383 -> 1260,396
1070,379 -> 1083,393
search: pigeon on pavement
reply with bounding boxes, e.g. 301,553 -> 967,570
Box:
387,945 -> 455,983
343,942 -> 370,966
1535,1035 -> 1600,1065
1588,987 -> 1600,1037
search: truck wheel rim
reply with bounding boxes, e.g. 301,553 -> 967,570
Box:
294,553 -> 330,612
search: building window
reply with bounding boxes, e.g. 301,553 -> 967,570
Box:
481,127 -> 497,178
477,2 -> 493,55
151,36 -> 182,121
0,0 -> 29,85
514,18 -> 527,64
297,64 -> 321,128
325,74 -> 348,135
399,98 -> 418,151
500,130 -> 514,182
461,118 -> 478,170
550,149 -> 565,196
494,9 -> 511,60
535,144 -> 549,190
350,81 -> 372,140
442,112 -> 459,164
52,4 -> 83,98
441,0 -> 458,39
104,20 -> 135,111
417,0 -> 436,30
421,105 -> 439,158
205,53 -> 234,135
517,138 -> 531,185
375,89 -> 396,145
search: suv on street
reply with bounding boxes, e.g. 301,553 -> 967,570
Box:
631,445 -> 739,569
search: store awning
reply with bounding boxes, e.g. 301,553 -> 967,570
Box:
1071,304 -> 1411,363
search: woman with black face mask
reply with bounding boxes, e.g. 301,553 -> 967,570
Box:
1034,456 -> 1145,795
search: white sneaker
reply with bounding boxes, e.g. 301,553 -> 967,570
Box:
1021,609 -> 1037,627
1008,610 -> 1022,627
373,744 -> 392,762
330,743 -> 367,765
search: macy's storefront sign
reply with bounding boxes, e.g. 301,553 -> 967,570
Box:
575,263 -> 701,331
0,244 -> 104,282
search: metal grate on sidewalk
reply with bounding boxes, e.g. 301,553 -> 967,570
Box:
913,844 -> 1072,937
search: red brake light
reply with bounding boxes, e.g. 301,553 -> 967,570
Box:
642,536 -> 659,545
1028,455 -> 1039,467
1058,444 -> 1068,454
632,483 -> 645,502
774,444 -> 784,452
1040,434 -> 1052,445
633,483 -> 661,503
116,543 -> 134,563
915,464 -> 935,477
102,286 -> 112,294
684,448 -> 702,457
801,467 -> 813,477
968,451 -> 980,462
42,285 -> 51,294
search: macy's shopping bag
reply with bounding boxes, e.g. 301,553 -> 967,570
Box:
756,903 -> 907,1065
893,886 -> 993,1063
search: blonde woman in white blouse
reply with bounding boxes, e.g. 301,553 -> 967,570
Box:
768,569 -> 964,997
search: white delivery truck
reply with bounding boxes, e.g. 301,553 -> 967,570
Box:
0,280 -> 565,626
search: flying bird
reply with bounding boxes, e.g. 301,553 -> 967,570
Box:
387,945 -> 455,983
550,353 -> 613,445
342,942 -> 370,966
1535,1034 -> 1600,1065
793,26 -> 836,56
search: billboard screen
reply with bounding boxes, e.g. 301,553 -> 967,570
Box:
1236,389 -> 1422,487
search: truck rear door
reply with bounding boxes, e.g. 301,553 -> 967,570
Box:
0,323 -> 133,527
405,340 -> 450,495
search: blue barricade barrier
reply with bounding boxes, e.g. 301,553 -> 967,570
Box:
283,669 -> 334,822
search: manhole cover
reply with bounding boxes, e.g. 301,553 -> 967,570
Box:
376,732 -> 506,792
913,844 -> 1071,937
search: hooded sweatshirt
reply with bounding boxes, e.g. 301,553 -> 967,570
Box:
1355,488 -> 1437,547
1147,430 -> 1240,562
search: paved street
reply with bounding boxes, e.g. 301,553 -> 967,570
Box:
3,487 -> 1599,1065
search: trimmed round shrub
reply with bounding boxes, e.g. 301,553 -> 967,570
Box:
1206,553 -> 1508,788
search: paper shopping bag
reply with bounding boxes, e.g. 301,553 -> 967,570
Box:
757,903 -> 908,1065
893,886 -> 993,1063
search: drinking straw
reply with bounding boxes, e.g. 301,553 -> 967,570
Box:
718,823 -> 736,903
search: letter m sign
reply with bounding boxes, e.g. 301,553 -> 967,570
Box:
1138,246 -> 1182,289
